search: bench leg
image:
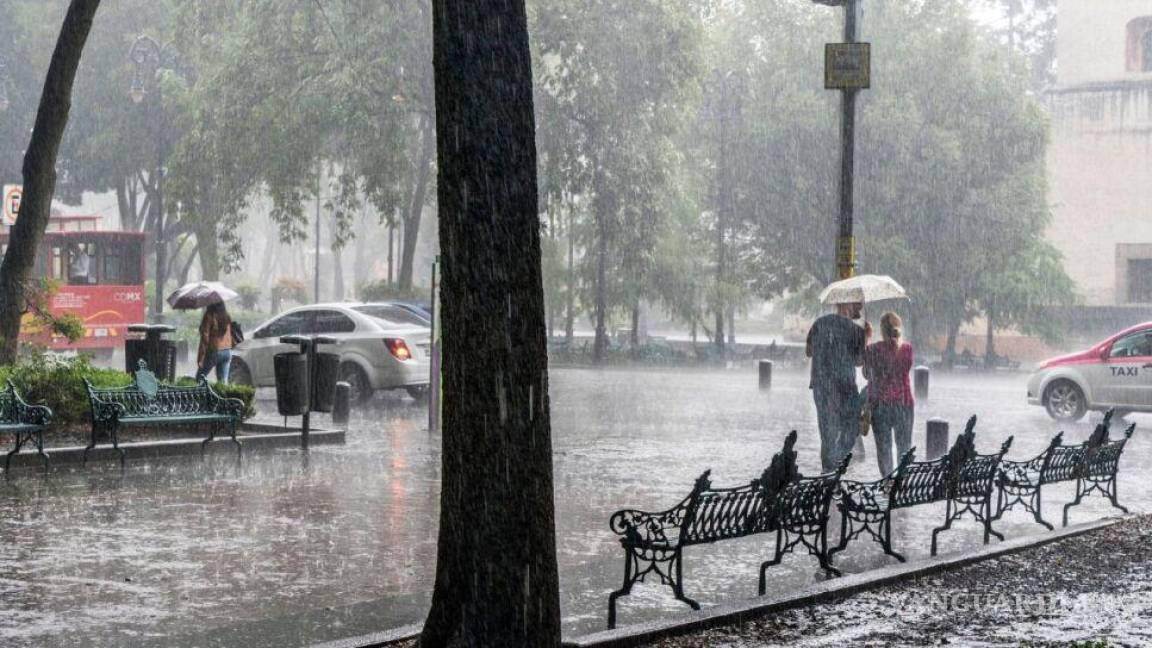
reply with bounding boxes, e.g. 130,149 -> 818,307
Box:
759,529 -> 785,595
670,550 -> 699,611
931,500 -> 954,557
1030,488 -> 1052,531
828,506 -> 851,559
35,429 -> 49,471
880,512 -> 905,562
110,426 -> 125,468
5,433 -> 25,473
1063,479 -> 1084,527
817,522 -> 842,578
982,497 -> 1004,543
1107,477 -> 1128,515
607,551 -> 634,630
83,424 -> 99,464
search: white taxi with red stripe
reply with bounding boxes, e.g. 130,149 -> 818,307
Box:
1027,322 -> 1152,421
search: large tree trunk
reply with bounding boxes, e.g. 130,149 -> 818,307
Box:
398,113 -> 435,292
420,1 -> 560,645
0,0 -> 101,365
943,317 -> 961,370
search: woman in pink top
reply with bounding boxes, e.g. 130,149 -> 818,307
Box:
863,312 -> 914,476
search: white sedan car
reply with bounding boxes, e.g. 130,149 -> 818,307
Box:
231,303 -> 431,404
1027,322 -> 1152,421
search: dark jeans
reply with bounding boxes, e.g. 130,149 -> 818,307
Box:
813,384 -> 858,473
872,403 -> 914,477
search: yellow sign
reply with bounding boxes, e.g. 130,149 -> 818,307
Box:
836,236 -> 856,279
825,43 -> 871,90
3,184 -> 21,225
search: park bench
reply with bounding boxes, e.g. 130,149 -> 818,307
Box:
1,381 -> 52,471
606,431 -> 849,628
996,410 -> 1134,528
832,416 -> 1013,560
83,360 -> 245,463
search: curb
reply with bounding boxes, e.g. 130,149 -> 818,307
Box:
4,425 -> 345,471
562,516 -> 1126,648
311,623 -> 423,648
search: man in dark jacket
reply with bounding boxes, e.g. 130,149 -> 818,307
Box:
807,301 -> 869,472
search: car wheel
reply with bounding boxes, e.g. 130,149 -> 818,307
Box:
406,385 -> 430,403
230,360 -> 253,387
340,363 -> 373,405
1044,380 -> 1087,421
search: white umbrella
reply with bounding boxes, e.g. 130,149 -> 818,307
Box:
167,281 -> 239,310
819,274 -> 907,305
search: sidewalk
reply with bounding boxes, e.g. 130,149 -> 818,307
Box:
645,515 -> 1152,647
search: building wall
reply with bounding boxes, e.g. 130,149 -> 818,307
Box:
1048,0 -> 1152,306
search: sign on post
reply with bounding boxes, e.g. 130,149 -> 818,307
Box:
825,43 -> 871,90
3,184 -> 22,225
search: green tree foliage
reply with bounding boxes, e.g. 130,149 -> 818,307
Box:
533,0 -> 702,359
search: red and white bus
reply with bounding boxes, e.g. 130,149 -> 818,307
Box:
0,214 -> 146,355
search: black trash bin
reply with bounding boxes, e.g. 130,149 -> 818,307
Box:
274,352 -> 310,416
124,326 -> 177,382
310,352 -> 340,413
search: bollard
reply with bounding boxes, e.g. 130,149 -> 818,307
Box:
332,381 -> 352,427
914,365 -> 930,400
758,360 -> 773,389
926,418 -> 949,460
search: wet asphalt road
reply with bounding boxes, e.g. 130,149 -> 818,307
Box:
0,366 -> 1146,647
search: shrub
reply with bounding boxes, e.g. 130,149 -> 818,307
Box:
0,352 -> 256,426
0,353 -> 131,425
235,283 -> 262,311
175,377 -> 256,419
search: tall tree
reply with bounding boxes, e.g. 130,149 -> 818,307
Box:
420,0 -> 560,645
0,0 -> 101,364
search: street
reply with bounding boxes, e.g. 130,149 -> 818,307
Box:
0,365 -> 1144,647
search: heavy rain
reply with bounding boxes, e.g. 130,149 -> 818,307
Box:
0,0 -> 1148,647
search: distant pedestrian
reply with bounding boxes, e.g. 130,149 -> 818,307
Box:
196,302 -> 234,383
806,301 -> 870,473
863,312 -> 914,477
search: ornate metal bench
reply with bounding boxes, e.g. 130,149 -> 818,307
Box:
833,416 -> 1013,560
1,381 -> 52,471
605,431 -> 849,628
84,360 -> 245,463
996,410 -> 1134,528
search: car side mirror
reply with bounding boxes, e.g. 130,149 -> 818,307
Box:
1100,346 -> 1112,361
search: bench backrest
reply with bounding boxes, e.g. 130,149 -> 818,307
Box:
891,416 -> 978,508
1043,442 -> 1084,483
775,453 -> 850,529
87,360 -> 218,418
1082,422 -> 1135,479
953,437 -> 1013,499
682,430 -> 801,544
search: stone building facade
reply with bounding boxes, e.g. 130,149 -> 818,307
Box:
1048,0 -> 1152,306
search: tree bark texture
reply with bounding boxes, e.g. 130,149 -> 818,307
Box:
420,0 -> 560,646
0,0 -> 101,364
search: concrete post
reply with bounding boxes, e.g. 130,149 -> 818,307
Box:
914,365 -> 930,400
758,360 -> 773,389
926,418 -> 949,460
332,381 -> 351,427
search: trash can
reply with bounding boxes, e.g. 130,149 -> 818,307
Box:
310,352 -> 341,413
274,352 -> 310,416
125,324 -> 177,382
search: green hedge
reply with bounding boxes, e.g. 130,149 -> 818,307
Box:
0,353 -> 255,426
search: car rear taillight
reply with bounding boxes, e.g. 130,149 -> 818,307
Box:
384,338 -> 412,361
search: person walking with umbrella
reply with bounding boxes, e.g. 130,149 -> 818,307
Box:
808,275 -> 907,472
168,281 -> 240,384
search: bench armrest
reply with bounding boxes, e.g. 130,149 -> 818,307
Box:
609,502 -> 688,547
839,477 -> 890,509
20,404 -> 53,427
87,394 -> 126,424
215,397 -> 246,420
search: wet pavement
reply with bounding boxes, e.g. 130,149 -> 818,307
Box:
0,366 -> 1147,646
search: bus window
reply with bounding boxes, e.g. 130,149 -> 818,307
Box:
49,245 -> 65,281
66,242 -> 95,285
102,243 -> 124,285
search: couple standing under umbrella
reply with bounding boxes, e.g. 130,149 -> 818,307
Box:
806,275 -> 914,477
168,281 -> 239,384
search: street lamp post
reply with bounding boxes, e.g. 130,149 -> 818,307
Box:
812,0 -> 866,280
128,36 -> 184,322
